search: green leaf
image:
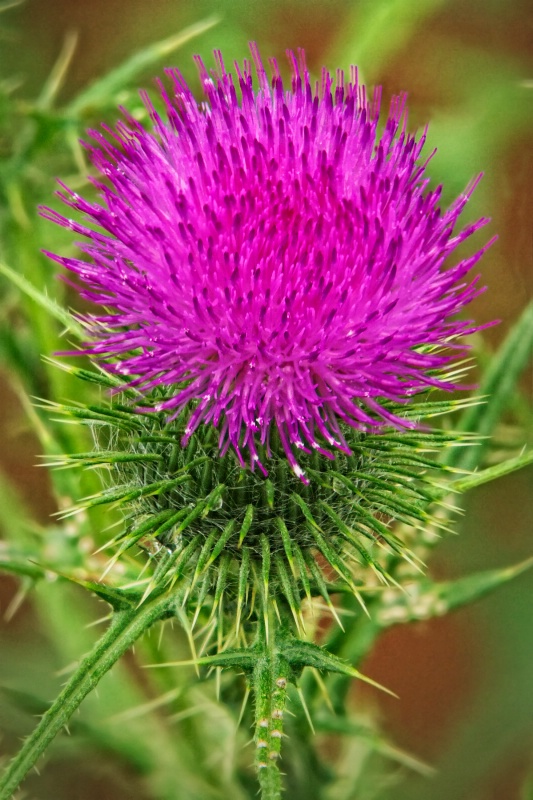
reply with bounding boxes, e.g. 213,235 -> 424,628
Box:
315,715 -> 435,776
41,358 -> 140,397
442,301 -> 533,471
327,0 -> 447,79
281,639 -> 395,695
0,585 -> 185,800
63,576 -> 143,610
146,649 -> 256,672
0,261 -> 84,339
0,555 -> 44,581
449,448 -> 533,494
65,16 -> 219,116
374,558 -> 533,628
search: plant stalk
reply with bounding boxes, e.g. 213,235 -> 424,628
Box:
253,613 -> 290,800
0,588 -> 180,800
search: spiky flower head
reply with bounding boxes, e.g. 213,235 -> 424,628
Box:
42,45 -> 494,651
38,48 -> 495,797
43,44 -> 491,484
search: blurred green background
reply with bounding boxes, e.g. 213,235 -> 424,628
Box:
0,1 -> 532,798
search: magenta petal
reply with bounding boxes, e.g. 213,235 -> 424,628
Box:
42,44 -> 493,479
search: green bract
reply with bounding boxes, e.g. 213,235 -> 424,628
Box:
46,367 -> 475,636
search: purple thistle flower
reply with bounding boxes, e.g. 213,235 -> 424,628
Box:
43,44 -> 493,482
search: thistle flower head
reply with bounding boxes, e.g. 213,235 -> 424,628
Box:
42,44 -> 491,483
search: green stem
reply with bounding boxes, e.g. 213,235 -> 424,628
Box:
0,588 -> 180,800
253,615 -> 290,800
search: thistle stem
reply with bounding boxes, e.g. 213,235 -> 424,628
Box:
253,613 -> 290,800
0,588 -> 180,800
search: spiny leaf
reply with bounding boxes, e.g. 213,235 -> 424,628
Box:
175,494 -> 212,533
104,508 -> 175,554
337,499 -> 405,553
357,442 -> 450,470
319,503 -> 390,584
145,648 -> 256,672
74,580 -> 142,610
200,483 -> 226,517
391,396 -> 480,420
281,639 -> 396,696
344,465 -> 435,503
173,602 -> 199,674
374,557 -> 533,628
38,399 -> 141,430
364,489 -> 429,523
290,492 -> 321,530
263,478 -> 275,508
148,534 -> 200,598
13,562 -> 142,609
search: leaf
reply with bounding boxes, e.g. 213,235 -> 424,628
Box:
328,0 -> 447,79
65,16 -> 219,116
442,301 -> 533,471
9,561 -> 144,610
281,639 -> 395,696
0,261 -> 84,339
0,471 -> 33,541
450,448 -> 533,494
145,649 -> 256,672
41,358 -> 140,397
72,579 -> 143,610
36,31 -> 78,111
315,715 -> 435,776
0,555 -> 44,581
373,557 -> 533,628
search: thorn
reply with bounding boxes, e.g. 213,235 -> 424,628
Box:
237,686 -> 251,729
216,667 -> 221,701
296,687 -> 315,734
158,620 -> 166,649
311,669 -> 335,714
272,598 -> 282,626
354,670 -> 398,698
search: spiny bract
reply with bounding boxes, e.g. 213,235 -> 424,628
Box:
48,363 -> 473,635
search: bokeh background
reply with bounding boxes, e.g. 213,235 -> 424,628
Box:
0,1 -> 532,798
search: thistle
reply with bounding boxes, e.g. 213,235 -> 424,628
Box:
33,44 -> 492,798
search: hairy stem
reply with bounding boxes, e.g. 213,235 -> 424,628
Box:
253,614 -> 290,800
0,588 -> 180,800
